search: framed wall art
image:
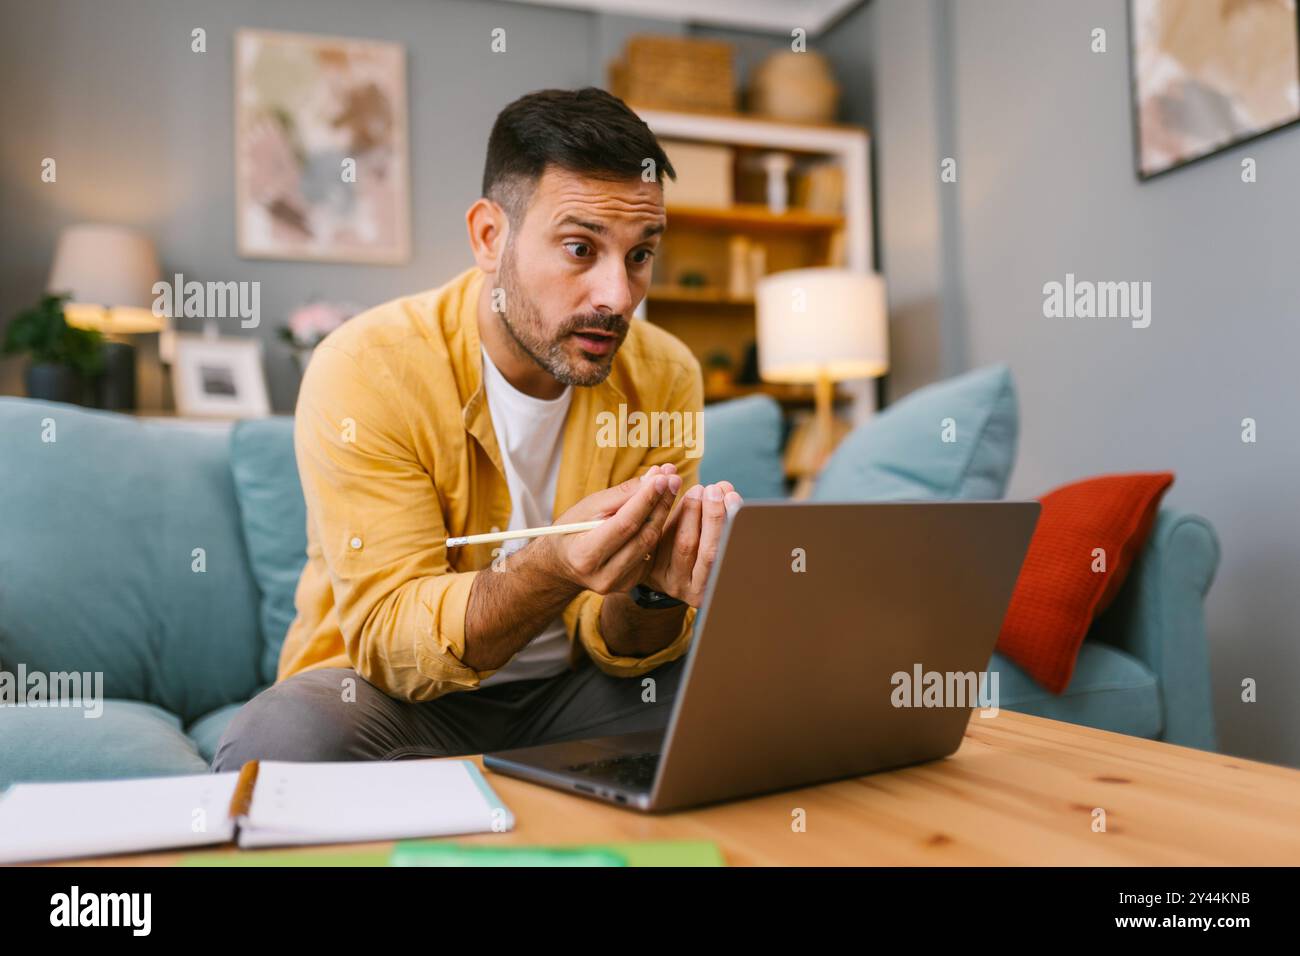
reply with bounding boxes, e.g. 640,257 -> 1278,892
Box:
1129,0 -> 1300,179
235,29 -> 410,262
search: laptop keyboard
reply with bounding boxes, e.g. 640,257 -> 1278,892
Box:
564,751 -> 661,791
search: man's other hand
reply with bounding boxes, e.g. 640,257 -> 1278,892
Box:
644,468 -> 743,608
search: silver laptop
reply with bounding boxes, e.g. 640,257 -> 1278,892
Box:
484,500 -> 1039,813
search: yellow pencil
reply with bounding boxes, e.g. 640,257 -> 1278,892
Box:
445,520 -> 605,548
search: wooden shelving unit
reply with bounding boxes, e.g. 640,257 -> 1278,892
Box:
646,286 -> 752,307
636,106 -> 872,269
633,107 -> 874,417
666,203 -> 846,233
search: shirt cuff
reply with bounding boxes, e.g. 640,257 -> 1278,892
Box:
566,591 -> 697,676
413,568 -> 489,689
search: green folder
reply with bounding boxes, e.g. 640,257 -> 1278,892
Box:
390,844 -> 626,867
182,847 -> 392,867
182,839 -> 723,867
389,840 -> 724,867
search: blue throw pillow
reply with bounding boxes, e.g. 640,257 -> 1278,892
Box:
0,399 -> 264,723
229,418 -> 307,684
700,394 -> 787,500
811,364 -> 1018,501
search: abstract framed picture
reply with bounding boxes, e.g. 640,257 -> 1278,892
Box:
235,29 -> 410,263
1129,0 -> 1300,179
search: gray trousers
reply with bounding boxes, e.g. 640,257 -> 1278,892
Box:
211,656 -> 686,773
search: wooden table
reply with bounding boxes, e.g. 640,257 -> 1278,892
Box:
56,711 -> 1300,866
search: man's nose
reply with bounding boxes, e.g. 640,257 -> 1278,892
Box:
587,259 -> 634,318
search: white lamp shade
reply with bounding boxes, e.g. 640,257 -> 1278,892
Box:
47,224 -> 165,333
755,267 -> 889,383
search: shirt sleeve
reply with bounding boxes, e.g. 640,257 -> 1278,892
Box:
563,357 -> 705,677
294,342 -> 497,702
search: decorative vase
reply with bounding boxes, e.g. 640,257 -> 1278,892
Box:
748,51 -> 840,124
291,345 -> 315,378
25,363 -> 88,406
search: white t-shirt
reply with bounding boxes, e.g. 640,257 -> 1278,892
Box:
476,344 -> 575,687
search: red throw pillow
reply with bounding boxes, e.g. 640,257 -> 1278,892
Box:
995,472 -> 1174,694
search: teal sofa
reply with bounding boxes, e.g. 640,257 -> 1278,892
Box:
0,367 -> 1218,789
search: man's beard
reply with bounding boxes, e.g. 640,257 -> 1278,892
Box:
496,246 -> 627,387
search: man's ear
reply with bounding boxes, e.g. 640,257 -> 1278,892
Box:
466,198 -> 508,273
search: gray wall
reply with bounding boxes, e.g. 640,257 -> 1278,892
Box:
825,0 -> 1300,768
0,0 -> 596,411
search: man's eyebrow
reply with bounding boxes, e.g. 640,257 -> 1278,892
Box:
554,215 -> 666,240
557,215 -> 606,234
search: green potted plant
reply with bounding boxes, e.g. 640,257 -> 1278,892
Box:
3,293 -> 105,405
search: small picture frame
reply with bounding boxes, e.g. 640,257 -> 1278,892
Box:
171,334 -> 271,418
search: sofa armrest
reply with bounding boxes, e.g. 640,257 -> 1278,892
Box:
1088,508 -> 1219,750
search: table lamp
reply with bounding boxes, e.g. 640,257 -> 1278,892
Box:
46,224 -> 166,411
755,267 -> 889,475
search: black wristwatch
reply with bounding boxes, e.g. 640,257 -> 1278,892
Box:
628,583 -> 686,610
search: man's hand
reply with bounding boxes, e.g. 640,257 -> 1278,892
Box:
531,468 -> 682,595
463,471 -> 682,672
641,464 -> 743,608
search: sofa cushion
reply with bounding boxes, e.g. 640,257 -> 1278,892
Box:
0,699 -> 209,790
988,643 -> 1162,740
699,394 -> 786,500
230,417 -> 308,683
186,701 -> 248,764
0,399 -> 264,724
812,364 -> 1018,502
996,473 -> 1174,693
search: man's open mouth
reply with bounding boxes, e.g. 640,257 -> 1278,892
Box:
571,329 -> 618,356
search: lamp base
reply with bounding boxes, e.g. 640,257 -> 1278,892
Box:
94,341 -> 137,411
782,369 -> 850,500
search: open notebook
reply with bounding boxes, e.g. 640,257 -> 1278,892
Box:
0,759 -> 514,864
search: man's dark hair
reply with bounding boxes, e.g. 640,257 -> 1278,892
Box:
482,87 -> 676,224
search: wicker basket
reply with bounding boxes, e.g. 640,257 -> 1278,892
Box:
609,35 -> 736,113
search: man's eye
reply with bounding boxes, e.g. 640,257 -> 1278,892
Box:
630,248 -> 656,265
564,241 -> 593,258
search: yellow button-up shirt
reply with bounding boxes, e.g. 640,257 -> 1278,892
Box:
277,266 -> 703,702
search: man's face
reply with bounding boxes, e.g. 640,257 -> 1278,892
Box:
496,166 -> 665,386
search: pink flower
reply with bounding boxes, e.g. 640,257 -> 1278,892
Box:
286,301 -> 360,346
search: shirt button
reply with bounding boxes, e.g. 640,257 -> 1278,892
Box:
349,536 -> 363,550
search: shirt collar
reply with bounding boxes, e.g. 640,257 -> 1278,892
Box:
455,268 -> 626,499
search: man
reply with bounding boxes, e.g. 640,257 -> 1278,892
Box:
214,88 -> 743,769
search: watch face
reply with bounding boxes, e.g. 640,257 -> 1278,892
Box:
631,585 -> 683,609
